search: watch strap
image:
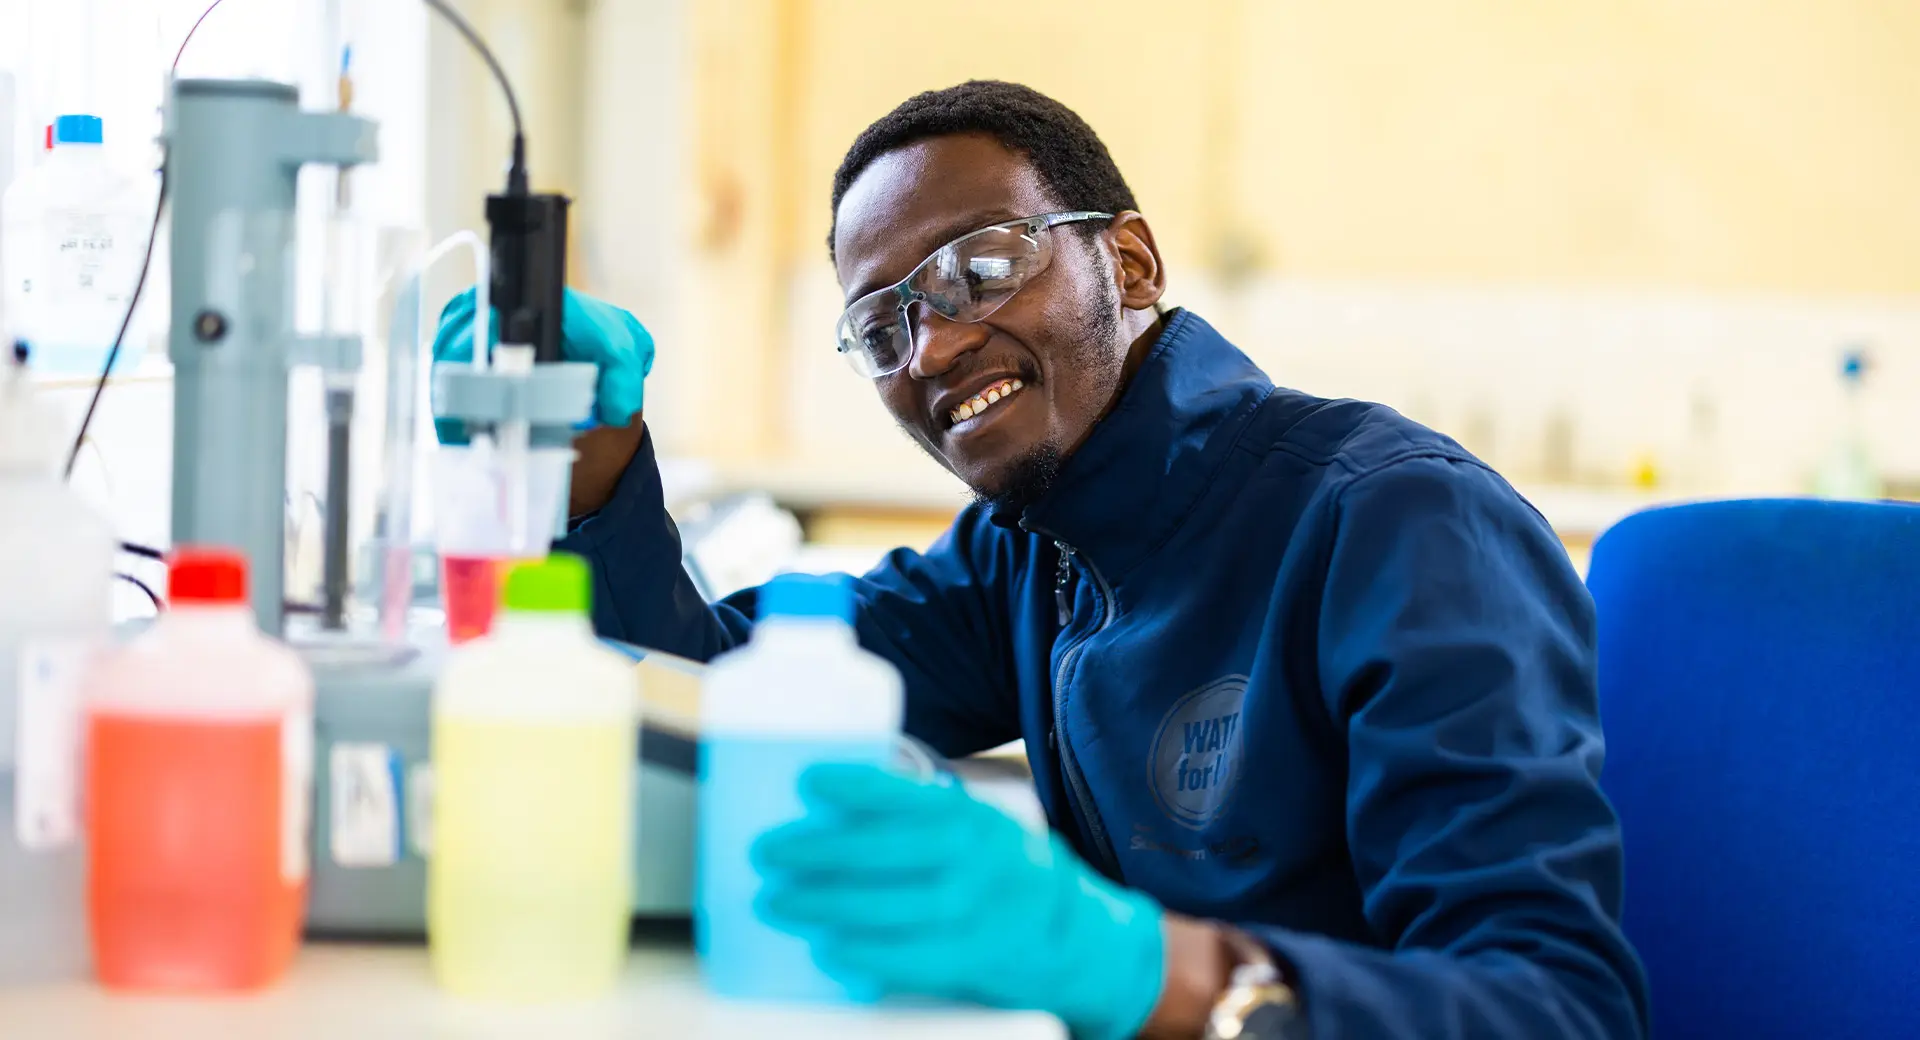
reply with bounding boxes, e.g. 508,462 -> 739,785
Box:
1203,928 -> 1303,1040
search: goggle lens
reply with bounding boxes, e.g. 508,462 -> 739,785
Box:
835,222 -> 1053,378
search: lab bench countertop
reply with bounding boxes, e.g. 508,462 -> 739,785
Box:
0,938 -> 1066,1040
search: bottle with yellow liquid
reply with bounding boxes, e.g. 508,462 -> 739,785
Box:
428,553 -> 638,1000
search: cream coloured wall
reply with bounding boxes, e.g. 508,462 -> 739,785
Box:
554,1 -> 1920,498
772,0 -> 1920,293
1235,0 -> 1920,294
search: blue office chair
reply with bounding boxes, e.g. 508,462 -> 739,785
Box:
1588,498 -> 1920,1038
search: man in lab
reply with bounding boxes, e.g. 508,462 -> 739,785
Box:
436,81 -> 1647,1040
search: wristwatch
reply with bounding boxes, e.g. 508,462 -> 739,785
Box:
1203,929 -> 1306,1040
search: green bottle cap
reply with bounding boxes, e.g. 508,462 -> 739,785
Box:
501,553 -> 592,614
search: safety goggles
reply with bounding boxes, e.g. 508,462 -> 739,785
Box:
834,210 -> 1114,378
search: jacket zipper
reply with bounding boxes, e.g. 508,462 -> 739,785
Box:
1038,535 -> 1123,878
1054,545 -> 1073,625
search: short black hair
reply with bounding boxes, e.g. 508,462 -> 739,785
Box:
828,80 -> 1138,259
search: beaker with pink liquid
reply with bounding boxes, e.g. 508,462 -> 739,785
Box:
431,439 -> 574,643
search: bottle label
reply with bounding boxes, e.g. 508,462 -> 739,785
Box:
15,639 -> 94,850
43,207 -> 130,314
329,743 -> 403,868
406,762 -> 435,858
282,709 -> 314,882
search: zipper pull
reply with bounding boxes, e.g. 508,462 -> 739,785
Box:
1054,542 -> 1074,626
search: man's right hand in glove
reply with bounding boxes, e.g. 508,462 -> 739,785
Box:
431,287 -> 656,517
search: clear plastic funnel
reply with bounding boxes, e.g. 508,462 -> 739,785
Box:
432,438 -> 574,643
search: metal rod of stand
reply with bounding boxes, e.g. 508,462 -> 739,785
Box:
322,385 -> 353,629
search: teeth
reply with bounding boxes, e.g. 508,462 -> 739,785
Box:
949,379 -> 1026,426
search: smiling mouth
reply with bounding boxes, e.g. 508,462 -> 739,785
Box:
947,378 -> 1026,429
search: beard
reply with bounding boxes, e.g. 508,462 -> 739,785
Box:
968,270 -> 1124,517
973,440 -> 1065,517
889,243 -> 1129,517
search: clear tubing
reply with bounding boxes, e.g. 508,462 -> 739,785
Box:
376,230 -> 488,638
490,345 -> 534,555
414,228 -> 490,371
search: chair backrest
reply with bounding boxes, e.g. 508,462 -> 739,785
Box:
1587,499 -> 1920,1038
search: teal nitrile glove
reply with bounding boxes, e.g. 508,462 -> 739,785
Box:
751,763 -> 1166,1040
430,287 -> 656,444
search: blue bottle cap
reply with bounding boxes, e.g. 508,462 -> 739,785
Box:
1841,348 -> 1868,382
761,573 -> 855,624
53,114 -> 102,145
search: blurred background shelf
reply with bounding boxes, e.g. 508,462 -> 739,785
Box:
674,456 -> 1699,578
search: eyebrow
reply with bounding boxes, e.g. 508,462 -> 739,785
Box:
843,208 -> 1025,305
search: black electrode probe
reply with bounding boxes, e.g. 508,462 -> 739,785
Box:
486,190 -> 571,365
423,0 -> 574,366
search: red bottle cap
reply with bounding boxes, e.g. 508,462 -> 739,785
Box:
168,549 -> 249,605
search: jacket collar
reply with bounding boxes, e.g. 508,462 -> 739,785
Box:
1005,309 -> 1274,583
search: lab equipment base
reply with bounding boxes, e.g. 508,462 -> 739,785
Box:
304,640 -> 696,937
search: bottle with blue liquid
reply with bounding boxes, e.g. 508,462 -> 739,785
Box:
697,573 -> 904,1002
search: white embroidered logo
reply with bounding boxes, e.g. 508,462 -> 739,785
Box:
1147,675 -> 1249,830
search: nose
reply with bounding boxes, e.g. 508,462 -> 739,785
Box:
906,304 -> 987,380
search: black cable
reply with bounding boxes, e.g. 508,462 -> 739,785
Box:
68,0 -> 528,499
107,577 -> 322,618
422,0 -> 529,194
115,572 -> 164,613
63,161 -> 167,480
63,0 -> 230,481
173,0 -> 230,71
119,540 -> 165,560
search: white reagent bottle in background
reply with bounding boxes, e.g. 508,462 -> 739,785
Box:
0,345 -> 113,985
1,114 -> 152,378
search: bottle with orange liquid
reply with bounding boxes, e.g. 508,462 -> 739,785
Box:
82,550 -> 314,992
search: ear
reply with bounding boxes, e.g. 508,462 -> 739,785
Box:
1106,212 -> 1167,311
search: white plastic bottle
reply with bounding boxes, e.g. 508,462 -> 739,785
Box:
0,347 -> 113,985
1,114 -> 153,378
697,573 -> 906,1003
429,553 -> 639,1001
1812,347 -> 1883,501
